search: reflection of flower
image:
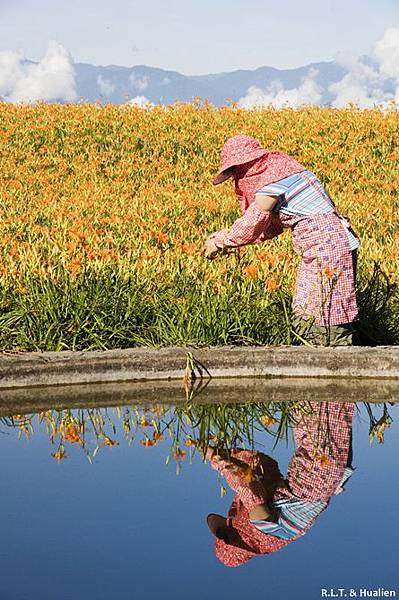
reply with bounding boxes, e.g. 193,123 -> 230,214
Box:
5,401 -> 395,470
140,438 -> 156,447
52,448 -> 66,462
13,414 -> 27,422
104,436 -> 119,446
64,424 -> 83,445
317,453 -> 330,467
173,449 -> 186,461
241,466 -> 255,483
369,413 -> 393,445
261,415 -> 277,427
323,266 -> 336,280
185,437 -> 196,447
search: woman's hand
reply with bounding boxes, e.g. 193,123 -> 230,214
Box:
205,446 -> 230,461
203,234 -> 220,260
205,445 -> 217,461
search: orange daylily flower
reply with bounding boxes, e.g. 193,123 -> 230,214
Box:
266,277 -> 279,293
243,264 -> 258,279
181,242 -> 197,255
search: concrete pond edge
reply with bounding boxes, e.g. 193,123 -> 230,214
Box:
0,345 -> 398,391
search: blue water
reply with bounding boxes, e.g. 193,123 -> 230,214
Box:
0,403 -> 398,600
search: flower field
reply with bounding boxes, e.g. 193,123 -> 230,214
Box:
0,100 -> 398,350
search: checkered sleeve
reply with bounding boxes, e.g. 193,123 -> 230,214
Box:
211,202 -> 283,250
210,450 -> 269,512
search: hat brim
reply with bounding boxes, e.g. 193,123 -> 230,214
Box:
212,169 -> 234,186
207,514 -> 228,536
213,148 -> 268,186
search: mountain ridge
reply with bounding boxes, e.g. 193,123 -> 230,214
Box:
72,59 -> 347,106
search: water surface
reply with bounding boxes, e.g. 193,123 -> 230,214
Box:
0,396 -> 398,600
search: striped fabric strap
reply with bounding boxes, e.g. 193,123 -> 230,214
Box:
256,170 -> 360,251
251,466 -> 355,539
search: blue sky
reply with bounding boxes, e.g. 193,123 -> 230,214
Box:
1,0 -> 399,74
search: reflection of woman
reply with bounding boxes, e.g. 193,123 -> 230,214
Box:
203,135 -> 360,346
206,402 -> 355,567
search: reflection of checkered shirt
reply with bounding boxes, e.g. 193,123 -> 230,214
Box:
210,402 -> 355,542
251,467 -> 354,539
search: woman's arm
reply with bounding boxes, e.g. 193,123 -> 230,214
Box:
206,195 -> 281,255
207,447 -> 277,514
253,194 -> 279,212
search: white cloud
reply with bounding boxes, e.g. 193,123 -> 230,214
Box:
0,49 -> 23,97
124,95 -> 154,108
238,68 -> 322,109
97,75 -> 115,97
329,28 -> 399,108
374,27 -> 399,81
129,72 -> 149,91
237,28 -> 399,110
0,41 -> 76,104
328,60 -> 389,108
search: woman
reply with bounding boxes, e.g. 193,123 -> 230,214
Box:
206,401 -> 355,567
204,134 -> 360,346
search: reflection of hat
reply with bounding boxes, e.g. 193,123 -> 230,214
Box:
213,135 -> 268,185
207,513 -> 256,567
214,537 -> 255,567
208,497 -> 293,567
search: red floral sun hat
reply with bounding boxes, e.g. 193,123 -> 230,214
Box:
213,134 -> 268,185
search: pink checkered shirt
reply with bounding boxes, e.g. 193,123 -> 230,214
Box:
211,171 -> 359,326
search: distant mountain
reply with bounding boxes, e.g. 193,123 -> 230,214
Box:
74,60 -> 349,106
75,63 -> 228,105
8,56 -> 394,107
189,62 -> 348,105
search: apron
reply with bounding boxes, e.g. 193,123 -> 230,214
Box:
279,209 -> 359,327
